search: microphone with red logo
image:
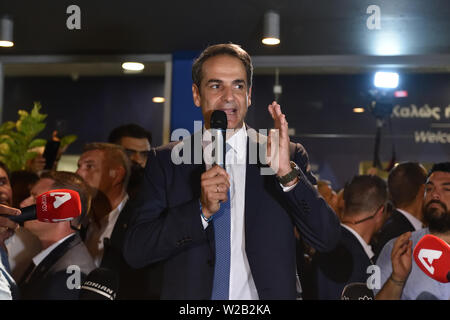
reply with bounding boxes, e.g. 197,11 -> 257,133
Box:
1,189 -> 81,224
413,234 -> 450,283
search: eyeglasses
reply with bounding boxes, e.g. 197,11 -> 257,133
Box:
124,149 -> 150,158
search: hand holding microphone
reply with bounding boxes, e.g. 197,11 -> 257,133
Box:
200,110 -> 230,221
390,231 -> 413,285
0,189 -> 82,224
0,204 -> 21,247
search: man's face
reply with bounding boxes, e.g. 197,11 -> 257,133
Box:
0,168 -> 12,206
192,54 -> 252,130
119,136 -> 150,168
423,171 -> 450,233
76,150 -> 113,194
21,178 -> 55,236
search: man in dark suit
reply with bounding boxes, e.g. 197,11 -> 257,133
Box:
372,162 -> 427,260
311,175 -> 387,299
123,43 -> 341,300
18,171 -> 95,299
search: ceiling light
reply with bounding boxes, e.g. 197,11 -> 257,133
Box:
122,62 -> 144,71
353,107 -> 365,113
0,16 -> 14,48
152,97 -> 165,103
262,11 -> 280,46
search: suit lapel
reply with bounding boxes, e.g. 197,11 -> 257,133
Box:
24,234 -> 79,286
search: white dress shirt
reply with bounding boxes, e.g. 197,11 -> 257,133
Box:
201,125 -> 299,300
32,233 -> 76,267
85,195 -> 128,267
341,224 -> 375,261
396,208 -> 423,231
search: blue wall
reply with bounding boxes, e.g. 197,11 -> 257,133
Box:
3,75 -> 165,153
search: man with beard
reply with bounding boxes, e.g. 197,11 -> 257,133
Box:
375,162 -> 450,300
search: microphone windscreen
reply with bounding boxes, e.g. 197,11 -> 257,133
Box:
416,291 -> 439,300
341,282 -> 374,300
35,189 -> 82,223
79,268 -> 118,300
413,234 -> 450,283
210,110 -> 228,130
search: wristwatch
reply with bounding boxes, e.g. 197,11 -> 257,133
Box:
276,161 -> 300,185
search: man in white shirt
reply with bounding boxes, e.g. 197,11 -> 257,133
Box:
76,143 -> 131,267
311,175 -> 388,299
124,43 -> 341,300
19,171 -> 95,299
372,162 -> 427,258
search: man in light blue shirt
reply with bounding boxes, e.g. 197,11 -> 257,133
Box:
375,162 -> 450,300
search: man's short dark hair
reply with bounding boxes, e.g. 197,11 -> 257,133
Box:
343,175 -> 387,217
388,162 -> 427,208
108,123 -> 152,146
428,162 -> 450,177
192,43 -> 253,92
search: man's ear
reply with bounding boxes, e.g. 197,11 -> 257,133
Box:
110,166 -> 126,187
247,86 -> 252,108
192,84 -> 201,107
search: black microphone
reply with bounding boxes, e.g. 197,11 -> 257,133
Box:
416,291 -> 439,300
79,268 -> 119,300
341,282 -> 374,300
1,205 -> 35,224
210,110 -> 228,168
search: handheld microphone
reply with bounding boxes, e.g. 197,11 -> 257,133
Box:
413,234 -> 450,283
210,110 -> 228,168
79,268 -> 119,300
1,189 -> 81,224
341,282 -> 374,300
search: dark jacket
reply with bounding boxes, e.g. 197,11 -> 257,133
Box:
123,128 -> 341,299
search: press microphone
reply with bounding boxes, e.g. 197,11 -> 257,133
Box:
413,234 -> 450,283
1,189 -> 81,224
79,268 -> 119,300
341,282 -> 374,300
210,110 -> 228,168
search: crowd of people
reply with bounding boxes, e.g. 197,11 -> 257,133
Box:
0,43 -> 449,300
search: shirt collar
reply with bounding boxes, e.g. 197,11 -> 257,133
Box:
32,233 -> 76,267
341,224 -> 375,260
396,208 -> 423,231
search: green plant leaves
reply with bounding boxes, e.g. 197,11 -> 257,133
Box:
0,102 -> 77,172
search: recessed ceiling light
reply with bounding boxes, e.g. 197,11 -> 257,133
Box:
0,40 -> 13,47
353,107 -> 365,113
152,97 -> 165,103
122,62 -> 144,71
262,38 -> 280,45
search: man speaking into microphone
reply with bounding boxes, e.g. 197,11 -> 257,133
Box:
375,162 -> 450,300
124,43 -> 341,300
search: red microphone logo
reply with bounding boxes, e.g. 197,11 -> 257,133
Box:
413,234 -> 450,283
36,189 -> 82,223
